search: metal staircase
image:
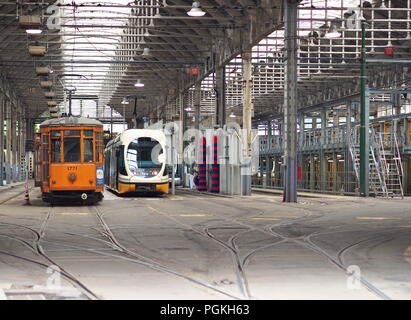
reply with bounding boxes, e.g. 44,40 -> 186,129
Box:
376,132 -> 404,198
348,127 -> 401,198
369,130 -> 389,197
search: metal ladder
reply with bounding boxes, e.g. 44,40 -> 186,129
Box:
377,132 -> 404,198
348,128 -> 387,197
369,130 -> 389,197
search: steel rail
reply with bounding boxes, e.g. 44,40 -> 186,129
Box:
91,205 -> 242,300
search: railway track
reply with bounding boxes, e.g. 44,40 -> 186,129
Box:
203,226 -> 251,299
0,186 -> 400,300
142,199 -> 318,299
0,211 -> 100,300
0,190 -> 101,300
91,205 -> 243,300
0,191 -> 243,300
145,196 -> 396,300
0,185 -> 34,206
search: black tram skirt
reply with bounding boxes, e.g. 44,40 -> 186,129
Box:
42,190 -> 104,203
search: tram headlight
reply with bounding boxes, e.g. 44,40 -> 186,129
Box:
152,170 -> 158,176
68,173 -> 77,182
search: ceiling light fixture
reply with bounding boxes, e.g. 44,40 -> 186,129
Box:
184,106 -> 192,111
121,98 -> 129,104
187,1 -> 206,17
134,79 -> 145,87
26,29 -> 42,34
229,111 -> 236,118
141,47 -> 151,57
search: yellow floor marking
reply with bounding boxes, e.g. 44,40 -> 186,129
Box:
404,246 -> 411,264
399,225 -> 411,228
58,212 -> 91,216
274,215 -> 300,219
171,214 -> 211,217
251,216 -> 300,221
251,217 -> 281,221
56,258 -> 119,262
356,217 -> 401,221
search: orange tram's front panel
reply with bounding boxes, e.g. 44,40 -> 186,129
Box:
35,122 -> 105,204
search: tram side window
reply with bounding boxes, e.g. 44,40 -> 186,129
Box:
104,150 -> 110,183
118,146 -> 127,175
84,139 -> 94,162
51,139 -> 61,162
95,132 -> 104,162
42,135 -> 48,162
64,138 -> 80,162
42,134 -> 49,182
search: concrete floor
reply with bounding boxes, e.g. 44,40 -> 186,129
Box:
0,184 -> 410,300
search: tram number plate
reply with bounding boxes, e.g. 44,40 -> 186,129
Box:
67,166 -> 78,171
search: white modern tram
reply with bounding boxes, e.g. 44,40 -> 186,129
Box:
104,129 -> 169,194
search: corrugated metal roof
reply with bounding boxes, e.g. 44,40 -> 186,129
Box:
40,116 -> 103,127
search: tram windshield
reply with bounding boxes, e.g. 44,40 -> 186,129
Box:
126,138 -> 163,176
64,138 -> 81,162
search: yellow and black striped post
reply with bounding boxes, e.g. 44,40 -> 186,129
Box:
22,155 -> 31,205
29,157 -> 33,179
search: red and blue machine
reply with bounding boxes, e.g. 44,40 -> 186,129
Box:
196,134 -> 220,193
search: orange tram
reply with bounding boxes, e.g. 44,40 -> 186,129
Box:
34,116 -> 105,204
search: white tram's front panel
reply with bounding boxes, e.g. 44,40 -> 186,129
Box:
105,130 -> 169,194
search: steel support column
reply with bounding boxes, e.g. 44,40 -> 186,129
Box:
6,100 -> 11,184
178,92 -> 185,187
332,152 -> 338,192
194,82 -> 202,185
345,101 -> 354,193
133,98 -> 138,128
216,67 -> 226,127
309,154 -> 315,190
194,82 -> 201,130
297,113 -> 304,189
393,93 -> 401,115
110,106 -> 114,136
17,107 -> 22,181
320,109 -> 327,191
283,0 -> 298,202
178,92 -> 185,154
242,49 -> 253,196
12,103 -> 17,182
20,109 -> 26,181
298,113 -> 304,149
393,119 -> 398,141
0,95 -> 4,186
266,121 -> 272,187
359,22 -> 369,197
